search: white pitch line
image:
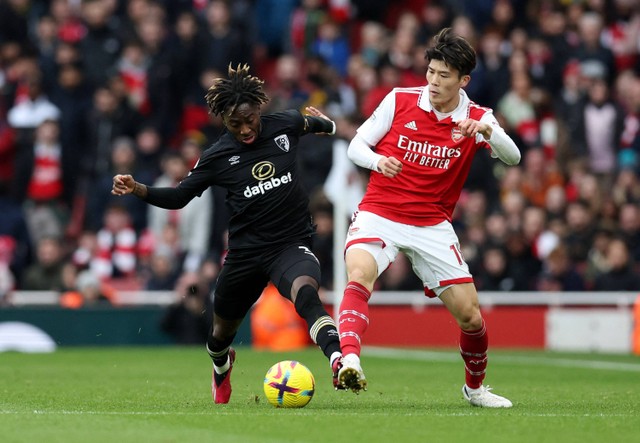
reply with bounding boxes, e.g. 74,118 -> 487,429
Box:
364,347 -> 640,372
0,410 -> 636,418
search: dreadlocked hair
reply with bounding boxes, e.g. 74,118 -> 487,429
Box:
205,63 -> 269,116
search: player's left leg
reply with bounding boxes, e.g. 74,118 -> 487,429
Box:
270,243 -> 342,389
408,221 -> 511,408
440,283 -> 512,408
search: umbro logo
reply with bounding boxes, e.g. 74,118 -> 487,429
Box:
404,121 -> 418,130
228,156 -> 240,165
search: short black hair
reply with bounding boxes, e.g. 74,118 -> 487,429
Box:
205,63 -> 269,116
425,28 -> 476,77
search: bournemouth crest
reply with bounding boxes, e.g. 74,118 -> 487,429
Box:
274,134 -> 290,152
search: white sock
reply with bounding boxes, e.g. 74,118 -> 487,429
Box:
330,351 -> 342,367
214,356 -> 230,374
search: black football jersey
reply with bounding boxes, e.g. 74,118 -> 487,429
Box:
146,110 -> 316,250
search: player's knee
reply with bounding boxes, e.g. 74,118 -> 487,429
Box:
458,311 -> 483,331
347,267 -> 376,289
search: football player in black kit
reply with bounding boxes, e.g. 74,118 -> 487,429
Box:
112,64 -> 343,404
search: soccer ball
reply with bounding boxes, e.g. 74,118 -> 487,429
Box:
263,360 -> 315,408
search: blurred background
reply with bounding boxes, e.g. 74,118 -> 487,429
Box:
0,0 -> 639,354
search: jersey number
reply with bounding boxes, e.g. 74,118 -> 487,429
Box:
449,243 -> 464,266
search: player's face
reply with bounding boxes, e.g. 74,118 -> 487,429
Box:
425,59 -> 470,113
224,103 -> 261,144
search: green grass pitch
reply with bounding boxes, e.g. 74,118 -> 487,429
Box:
1,346 -> 638,443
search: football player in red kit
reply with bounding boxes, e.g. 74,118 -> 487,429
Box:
336,28 -> 520,408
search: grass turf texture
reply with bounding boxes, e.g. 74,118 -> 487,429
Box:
1,347 -> 638,443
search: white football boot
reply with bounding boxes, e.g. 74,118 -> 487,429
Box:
338,354 -> 367,394
462,385 -> 513,408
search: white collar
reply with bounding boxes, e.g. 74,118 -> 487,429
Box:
418,85 -> 470,121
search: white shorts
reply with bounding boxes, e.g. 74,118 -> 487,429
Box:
344,211 -> 473,297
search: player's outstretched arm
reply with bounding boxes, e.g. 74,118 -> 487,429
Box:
112,174 -> 148,199
303,106 -> 336,135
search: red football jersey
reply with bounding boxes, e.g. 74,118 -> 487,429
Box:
357,86 -> 497,226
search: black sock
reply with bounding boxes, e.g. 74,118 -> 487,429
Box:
206,330 -> 234,368
294,285 -> 341,359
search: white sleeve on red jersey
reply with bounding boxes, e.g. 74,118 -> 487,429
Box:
479,112 -> 521,166
356,91 -> 395,146
346,91 -> 396,171
347,133 -> 385,171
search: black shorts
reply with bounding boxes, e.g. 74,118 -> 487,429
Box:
213,239 -> 321,320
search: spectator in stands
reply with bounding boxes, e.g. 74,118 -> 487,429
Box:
203,0 -> 252,73
578,76 -> 625,187
85,85 -> 142,180
77,0 -> 121,90
144,245 -> 181,291
86,136 -> 151,233
169,10 -> 210,106
358,21 -> 389,69
573,12 -> 616,88
93,203 -> 138,280
616,202 -> 640,262
593,237 -> 640,291
264,54 -> 309,113
536,244 -> 586,292
133,125 -> 165,180
564,200 -> 598,266
519,147 -> 564,208
475,244 -> 515,292
554,60 -> 588,169
59,268 -> 116,308
497,69 -> 538,148
476,27 -> 510,110
312,17 -> 350,77
0,181 -> 32,287
503,229 -> 541,291
147,151 -> 213,273
611,168 -> 640,207
584,226 -> 614,288
116,40 -> 151,116
136,9 -> 182,138
160,271 -> 213,345
11,119 -> 70,244
21,235 -> 66,291
289,0 -> 327,59
7,70 -> 61,137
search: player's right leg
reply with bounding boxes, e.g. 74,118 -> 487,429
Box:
207,314 -> 242,404
339,212 -> 397,393
207,259 -> 268,404
337,248 -> 382,393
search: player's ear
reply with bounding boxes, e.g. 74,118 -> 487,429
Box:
459,75 -> 471,88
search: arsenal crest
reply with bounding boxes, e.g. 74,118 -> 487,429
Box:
274,134 -> 290,152
451,127 -> 463,142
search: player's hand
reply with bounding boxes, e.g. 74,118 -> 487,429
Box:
305,106 -> 330,121
112,174 -> 135,195
457,118 -> 492,139
377,156 -> 402,178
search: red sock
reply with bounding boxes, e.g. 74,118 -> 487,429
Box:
338,281 -> 371,357
459,319 -> 488,389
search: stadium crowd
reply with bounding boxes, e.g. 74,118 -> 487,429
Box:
1,0 -> 640,307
